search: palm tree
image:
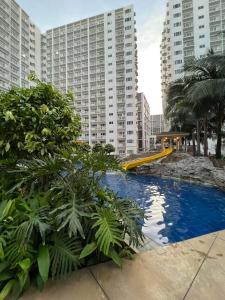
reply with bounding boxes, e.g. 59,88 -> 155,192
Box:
187,78 -> 225,158
185,54 -> 225,158
166,79 -> 199,155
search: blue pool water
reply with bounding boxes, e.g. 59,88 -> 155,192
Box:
102,173 -> 225,245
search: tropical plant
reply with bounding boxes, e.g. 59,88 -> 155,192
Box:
166,79 -> 199,155
104,144 -> 115,154
184,55 -> 225,158
0,74 -> 80,159
0,79 -> 145,299
166,53 -> 225,158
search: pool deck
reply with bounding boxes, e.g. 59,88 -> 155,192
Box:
22,230 -> 225,300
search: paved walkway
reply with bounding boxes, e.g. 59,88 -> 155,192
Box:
22,230 -> 225,300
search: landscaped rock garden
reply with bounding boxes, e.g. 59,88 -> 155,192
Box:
135,152 -> 225,191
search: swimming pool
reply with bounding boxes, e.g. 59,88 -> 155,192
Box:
102,173 -> 225,245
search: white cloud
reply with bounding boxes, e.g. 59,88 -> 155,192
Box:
137,12 -> 164,115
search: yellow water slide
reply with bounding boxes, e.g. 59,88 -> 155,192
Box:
122,148 -> 173,171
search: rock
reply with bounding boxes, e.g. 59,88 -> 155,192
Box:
137,153 -> 225,191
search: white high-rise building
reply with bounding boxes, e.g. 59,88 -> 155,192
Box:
0,0 -> 41,91
41,6 -> 138,156
137,93 -> 151,152
160,0 -> 225,120
0,1 -> 138,156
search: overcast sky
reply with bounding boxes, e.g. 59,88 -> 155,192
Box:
17,0 -> 165,114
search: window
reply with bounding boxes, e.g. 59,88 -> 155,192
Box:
109,96 -> 113,99
108,38 -> 112,41
175,69 -> 183,74
126,86 -> 132,90
125,26 -> 131,30
107,13 -> 112,16
109,121 -> 113,124
126,69 -> 132,73
108,63 -> 112,66
108,87 -> 113,91
174,50 -> 182,55
125,17 -> 131,22
198,15 -> 204,19
127,121 -> 133,125
199,25 -> 205,29
127,112 -> 133,116
174,13 -> 181,18
174,22 -> 181,27
108,46 -> 112,49
126,77 -> 132,81
199,34 -> 205,39
174,41 -> 182,46
127,139 -> 133,143
126,51 -> 132,55
108,30 -> 112,33
173,3 -> 181,8
109,113 -> 113,116
108,54 -> 112,57
108,79 -> 113,82
125,9 -> 131,13
109,104 -> 113,107
109,139 -> 114,142
199,44 -> 205,48
174,31 -> 181,36
109,130 -> 114,133
175,59 -> 182,64
127,131 -> 133,134
198,6 -> 204,9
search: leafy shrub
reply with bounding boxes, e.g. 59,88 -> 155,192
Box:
0,80 -> 145,299
0,75 -> 80,159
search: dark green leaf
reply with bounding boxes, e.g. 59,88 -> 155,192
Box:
37,245 -> 50,283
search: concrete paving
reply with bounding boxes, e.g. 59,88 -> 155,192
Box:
22,230 -> 225,300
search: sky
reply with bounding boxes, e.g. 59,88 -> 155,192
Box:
17,0 -> 165,114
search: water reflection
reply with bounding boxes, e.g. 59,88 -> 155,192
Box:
102,173 -> 225,245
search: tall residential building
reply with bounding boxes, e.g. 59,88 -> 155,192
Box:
41,6 -> 138,156
0,1 -> 138,156
0,0 -> 41,91
137,92 -> 151,152
160,0 -> 225,120
150,114 -> 164,136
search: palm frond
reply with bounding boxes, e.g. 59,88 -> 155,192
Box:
49,233 -> 82,279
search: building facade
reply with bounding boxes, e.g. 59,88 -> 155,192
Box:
150,114 -> 164,136
160,0 -> 225,121
41,6 -> 138,156
137,92 -> 151,152
0,1 -> 138,156
0,0 -> 41,91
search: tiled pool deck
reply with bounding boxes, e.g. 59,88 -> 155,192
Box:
22,230 -> 225,300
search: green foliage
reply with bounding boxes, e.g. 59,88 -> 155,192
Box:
37,246 -> 50,283
166,53 -> 225,158
104,144 -> 115,154
92,143 -> 104,153
0,76 -> 80,159
0,80 -> 145,299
